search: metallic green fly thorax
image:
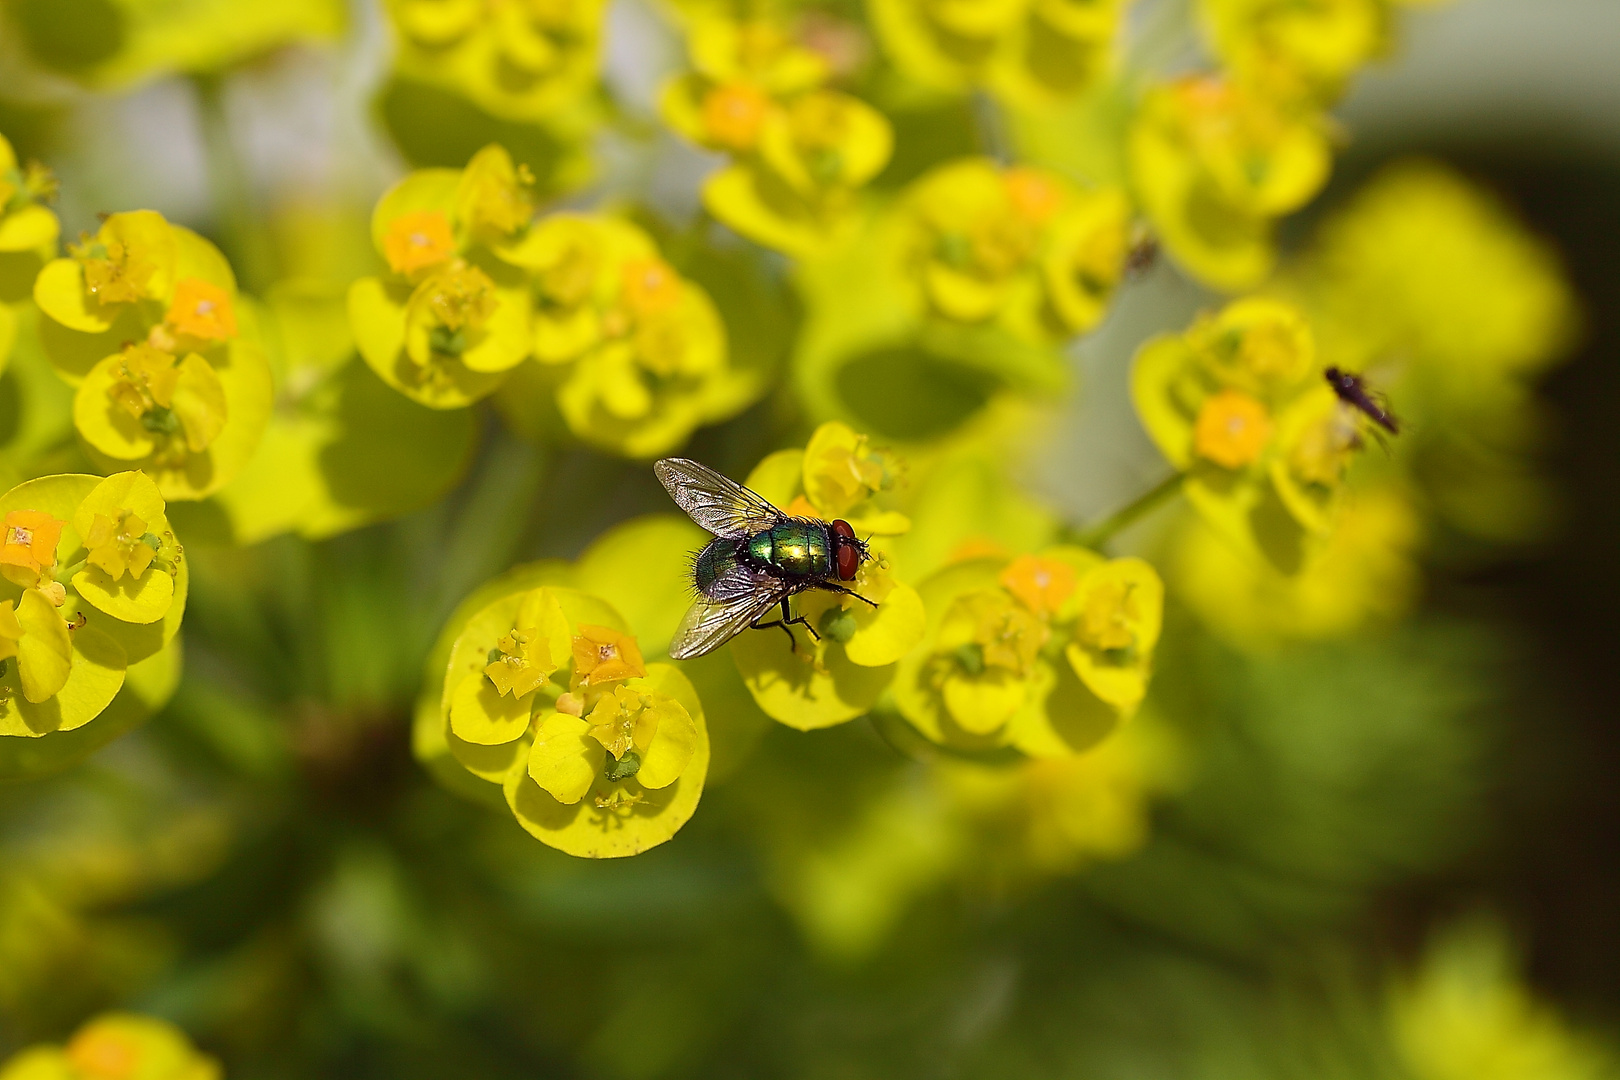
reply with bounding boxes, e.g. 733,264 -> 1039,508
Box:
760,521 -> 833,577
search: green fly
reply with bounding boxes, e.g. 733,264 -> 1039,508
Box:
655,458 -> 876,659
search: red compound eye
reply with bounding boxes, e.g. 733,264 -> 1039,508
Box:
832,520 -> 859,580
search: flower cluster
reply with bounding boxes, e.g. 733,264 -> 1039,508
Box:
425,574 -> 709,857
0,471 -> 185,774
1133,296 -> 1366,565
354,144 -> 760,456
33,210 -> 272,500
661,9 -> 894,256
1128,75 -> 1332,291
894,546 -> 1162,754
0,1012 -> 219,1080
869,0 -> 1129,104
384,0 -> 605,123
900,157 -> 1133,344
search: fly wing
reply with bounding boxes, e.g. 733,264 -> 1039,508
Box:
668,560 -> 793,659
655,458 -> 784,539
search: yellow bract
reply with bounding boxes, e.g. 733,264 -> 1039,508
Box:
1129,75 -> 1331,290
0,132 -> 59,261
1199,0 -> 1389,104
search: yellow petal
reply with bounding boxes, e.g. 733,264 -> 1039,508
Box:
633,693 -> 697,789
527,712 -> 604,804
450,671 -> 534,744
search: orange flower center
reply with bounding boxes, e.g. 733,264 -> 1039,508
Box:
1193,389 -> 1273,468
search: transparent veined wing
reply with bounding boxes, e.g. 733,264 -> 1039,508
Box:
668,585 -> 793,659
668,553 -> 793,659
654,458 -> 784,539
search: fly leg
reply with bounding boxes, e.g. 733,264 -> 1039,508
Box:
811,582 -> 879,607
751,597 -> 821,653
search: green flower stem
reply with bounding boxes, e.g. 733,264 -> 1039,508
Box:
55,558 -> 87,580
1068,471 -> 1186,549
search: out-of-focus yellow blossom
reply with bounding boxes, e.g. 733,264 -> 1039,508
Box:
0,472 -> 186,751
1128,75 -> 1331,290
349,145 -> 536,409
1173,483 -> 1422,648
427,576 -> 710,857
728,426 -> 927,729
1391,918 -> 1617,1080
0,1011 -> 219,1080
1134,297 -> 1363,565
894,545 -> 1163,755
901,158 -> 1132,345
869,0 -> 1129,104
1199,0 -> 1392,104
384,0 -> 605,123
1279,159 -> 1579,543
0,133 -> 59,268
33,210 -> 272,500
661,10 -> 892,256
496,213 -> 762,456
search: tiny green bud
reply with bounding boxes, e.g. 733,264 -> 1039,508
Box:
139,533 -> 163,551
141,406 -> 182,435
430,325 -> 467,357
487,646 -> 505,665
604,749 -> 641,782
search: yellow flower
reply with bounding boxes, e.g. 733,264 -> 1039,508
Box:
1129,75 -> 1331,290
456,143 -> 536,243
484,628 -> 553,698
33,210 -> 271,500
700,83 -> 773,151
1065,557 -> 1163,711
0,132 -> 60,259
0,1012 -> 222,1080
382,209 -> 457,276
70,470 -> 180,626
385,0 -> 606,122
0,508 -> 64,587
901,158 -> 1131,343
1193,389 -> 1272,468
0,587 -> 71,704
83,510 -> 157,582
1200,0 -> 1388,104
999,553 -> 1076,619
571,623 -> 647,686
496,213 -> 758,456
164,278 -> 237,343
798,420 -> 909,532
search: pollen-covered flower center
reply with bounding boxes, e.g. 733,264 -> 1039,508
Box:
1076,580 -> 1139,655
384,210 -> 456,276
484,627 -> 552,698
703,84 -> 771,150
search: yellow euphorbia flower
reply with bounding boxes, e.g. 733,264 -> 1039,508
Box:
895,546 -> 1163,753
869,0 -> 1128,104
0,472 -> 184,746
0,132 -> 60,261
496,213 -> 760,456
0,509 -> 64,588
1129,75 -> 1331,290
571,623 -> 646,687
484,628 -> 553,699
902,158 -> 1132,343
33,210 -> 271,500
382,209 -> 457,277
0,1011 -> 220,1080
1200,0 -> 1389,104
1065,557 -> 1162,711
1193,389 -> 1272,468
1133,296 -> 1347,563
350,145 -> 537,409
385,0 -> 606,123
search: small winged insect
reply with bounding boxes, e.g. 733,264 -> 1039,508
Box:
656,458 -> 876,660
1325,366 -> 1400,437
1124,232 -> 1159,278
